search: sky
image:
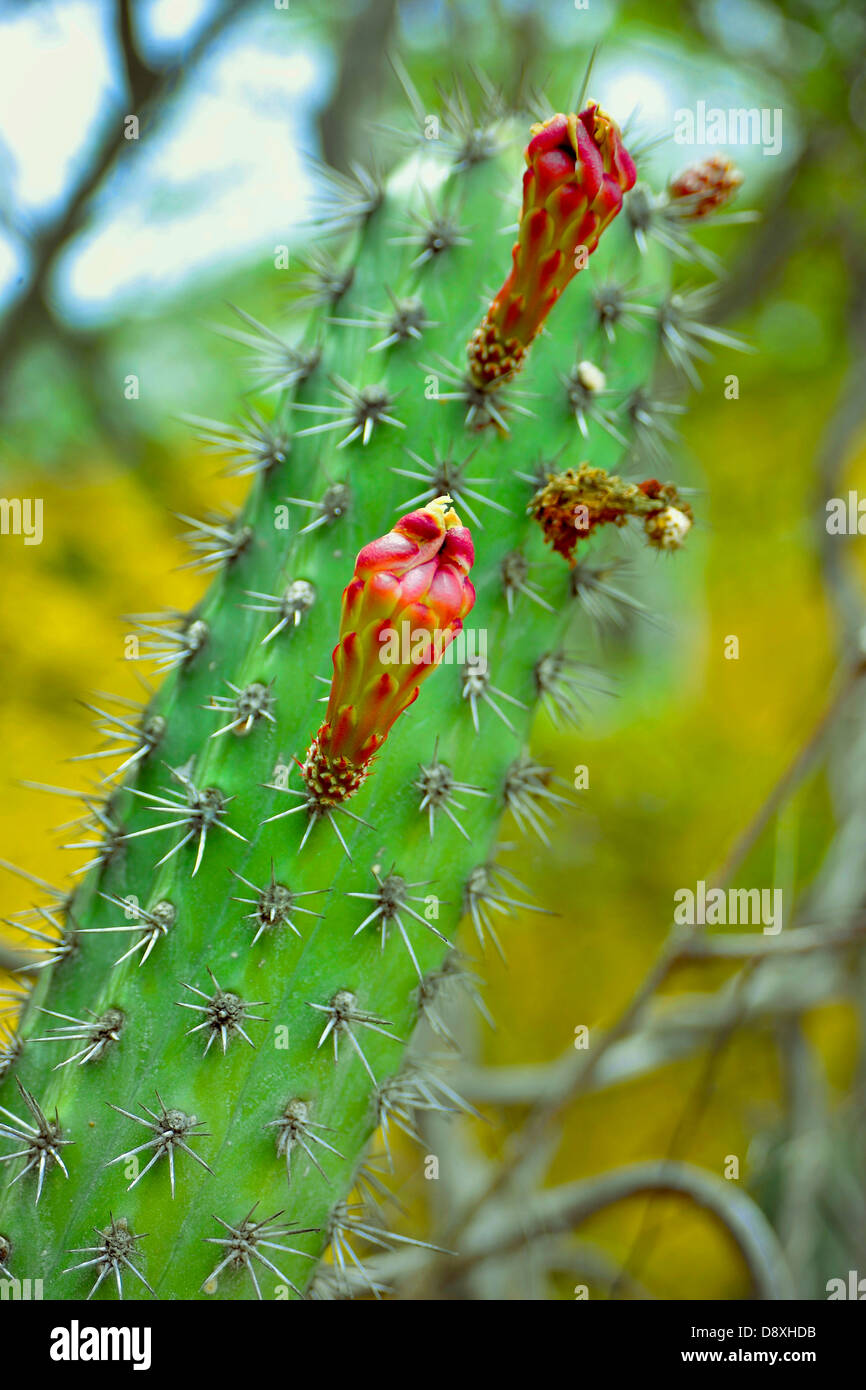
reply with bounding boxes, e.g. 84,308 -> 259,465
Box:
0,0 -> 323,322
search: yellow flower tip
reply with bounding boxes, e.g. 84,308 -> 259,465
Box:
590,105 -> 614,141
531,109 -> 618,160
428,494 -> 462,529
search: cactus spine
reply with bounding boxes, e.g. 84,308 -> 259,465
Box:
0,81 -> 737,1299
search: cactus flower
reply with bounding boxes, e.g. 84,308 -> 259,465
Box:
302,497 -> 475,804
467,104 -> 637,388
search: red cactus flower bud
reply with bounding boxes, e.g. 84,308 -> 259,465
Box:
668,154 -> 743,219
301,497 -> 475,806
467,104 -> 637,389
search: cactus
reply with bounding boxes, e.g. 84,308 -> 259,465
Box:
0,78 -> 743,1300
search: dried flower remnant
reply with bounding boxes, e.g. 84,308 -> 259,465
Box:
529,463 -> 693,564
668,154 -> 743,219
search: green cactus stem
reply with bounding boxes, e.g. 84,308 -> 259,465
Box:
0,84 -> 741,1300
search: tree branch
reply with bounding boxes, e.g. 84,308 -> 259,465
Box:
441,1162 -> 795,1299
0,0 -> 252,389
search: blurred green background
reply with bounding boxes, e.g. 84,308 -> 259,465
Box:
1,0 -> 865,1298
